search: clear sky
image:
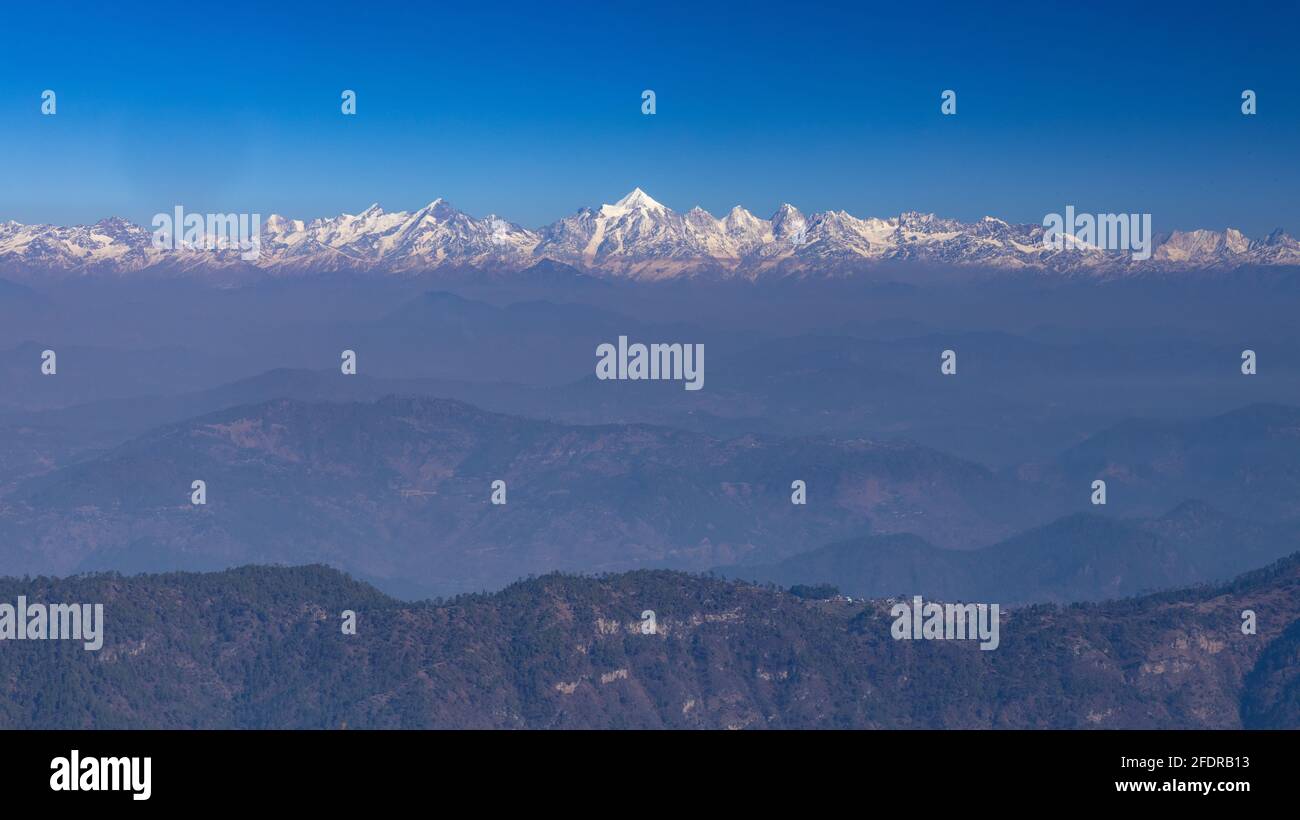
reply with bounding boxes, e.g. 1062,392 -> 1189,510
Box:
1,0 -> 1297,236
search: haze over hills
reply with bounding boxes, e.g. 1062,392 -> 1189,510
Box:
1,357 -> 1290,501
1038,403 -> 1300,520
5,335 -> 1300,603
6,280 -> 1299,476
721,501 -> 1300,605
3,188 -> 1299,280
0,395 -> 1054,597
0,289 -> 745,411
3,556 -> 1298,729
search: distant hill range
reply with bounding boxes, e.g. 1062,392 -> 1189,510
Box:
1038,402 -> 1300,520
719,500 -> 1300,605
2,557 -> 1298,728
0,394 -> 1048,598
7,388 -> 1300,601
4,189 -> 1298,280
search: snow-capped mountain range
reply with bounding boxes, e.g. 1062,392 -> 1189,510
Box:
2,188 -> 1297,281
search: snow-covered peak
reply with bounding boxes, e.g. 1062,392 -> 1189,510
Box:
264,214 -> 305,234
684,206 -> 719,227
770,204 -> 808,244
411,198 -> 449,216
1224,228 -> 1250,254
602,187 -> 668,217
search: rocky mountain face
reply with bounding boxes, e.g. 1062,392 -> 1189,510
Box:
2,557 -> 1297,728
4,189 -> 1297,280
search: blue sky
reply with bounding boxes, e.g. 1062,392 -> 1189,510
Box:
1,0 -> 1297,235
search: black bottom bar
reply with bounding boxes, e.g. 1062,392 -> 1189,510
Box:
9,729 -> 1287,808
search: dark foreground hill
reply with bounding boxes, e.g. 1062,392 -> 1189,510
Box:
1,557 -> 1298,729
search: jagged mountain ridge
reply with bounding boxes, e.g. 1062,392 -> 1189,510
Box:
3,188 -> 1297,279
